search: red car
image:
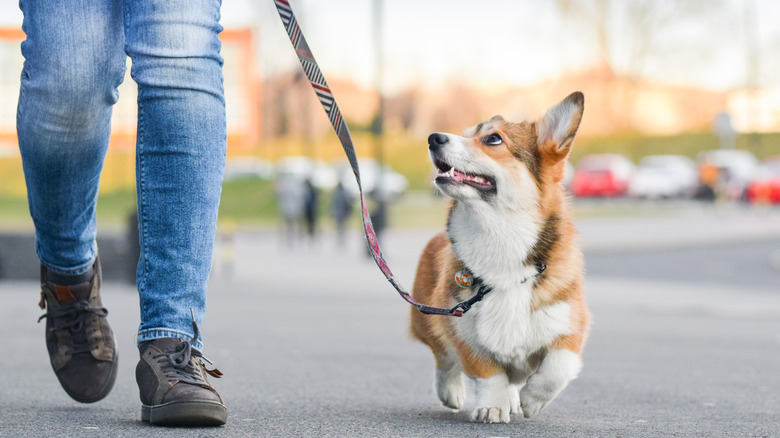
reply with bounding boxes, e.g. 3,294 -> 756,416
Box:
571,154 -> 635,197
746,156 -> 780,204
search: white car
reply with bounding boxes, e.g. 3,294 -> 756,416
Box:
629,155 -> 698,199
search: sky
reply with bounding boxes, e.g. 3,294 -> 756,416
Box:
2,0 -> 779,95
234,0 -> 780,94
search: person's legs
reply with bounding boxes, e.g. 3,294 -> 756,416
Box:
17,0 -> 126,403
124,0 -> 227,425
18,0 -> 126,274
126,0 -> 226,349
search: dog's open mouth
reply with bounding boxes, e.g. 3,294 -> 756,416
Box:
434,160 -> 495,191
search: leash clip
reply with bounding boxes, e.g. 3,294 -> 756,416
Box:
453,302 -> 472,313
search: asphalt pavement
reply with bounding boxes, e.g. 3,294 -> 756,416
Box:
1,206 -> 779,437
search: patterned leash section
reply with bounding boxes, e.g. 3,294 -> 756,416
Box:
273,0 -> 463,317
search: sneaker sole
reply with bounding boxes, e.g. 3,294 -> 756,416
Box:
142,400 -> 227,426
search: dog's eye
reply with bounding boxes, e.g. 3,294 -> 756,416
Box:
484,133 -> 503,146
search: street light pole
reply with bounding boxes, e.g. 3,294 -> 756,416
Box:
373,0 -> 385,173
371,0 -> 387,242
744,0 -> 762,156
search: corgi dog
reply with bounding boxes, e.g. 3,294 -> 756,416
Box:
410,92 -> 589,423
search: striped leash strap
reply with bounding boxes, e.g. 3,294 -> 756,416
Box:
273,0 -> 467,317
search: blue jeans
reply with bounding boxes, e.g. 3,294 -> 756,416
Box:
17,0 -> 226,350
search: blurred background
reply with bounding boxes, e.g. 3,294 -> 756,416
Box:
1,0 -> 780,280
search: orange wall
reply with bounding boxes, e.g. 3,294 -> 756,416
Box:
0,27 -> 261,152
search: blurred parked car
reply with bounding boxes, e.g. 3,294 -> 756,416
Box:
223,157 -> 274,181
571,154 -> 634,197
628,155 -> 697,199
746,156 -> 780,204
275,156 -> 338,189
696,149 -> 759,201
337,158 -> 408,202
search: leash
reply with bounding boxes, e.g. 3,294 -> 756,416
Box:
273,0 -> 544,316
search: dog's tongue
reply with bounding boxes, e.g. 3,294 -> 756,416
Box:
452,169 -> 467,183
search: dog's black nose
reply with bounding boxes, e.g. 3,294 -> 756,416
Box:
428,133 -> 448,151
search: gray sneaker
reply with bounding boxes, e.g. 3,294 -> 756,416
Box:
38,257 -> 118,403
136,321 -> 226,426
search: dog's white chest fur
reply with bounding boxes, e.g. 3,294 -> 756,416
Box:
449,204 -> 572,370
458,287 -> 572,367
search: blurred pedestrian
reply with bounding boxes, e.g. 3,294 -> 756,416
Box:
303,177 -> 319,240
331,181 -> 353,248
697,162 -> 718,202
17,0 -> 227,426
276,174 -> 305,246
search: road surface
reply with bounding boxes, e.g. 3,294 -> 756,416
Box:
1,208 -> 778,437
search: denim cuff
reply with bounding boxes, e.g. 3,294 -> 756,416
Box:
137,328 -> 203,352
39,254 -> 97,277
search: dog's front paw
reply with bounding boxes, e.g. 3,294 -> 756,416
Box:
519,349 -> 582,418
436,368 -> 465,410
437,379 -> 465,410
519,390 -> 548,419
471,406 -> 510,423
471,374 -> 512,422
509,386 -> 521,415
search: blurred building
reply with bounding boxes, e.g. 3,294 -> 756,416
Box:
262,64 -> 780,140
0,28 -> 23,153
261,72 -> 379,141
728,87 -> 780,133
0,27 -> 261,154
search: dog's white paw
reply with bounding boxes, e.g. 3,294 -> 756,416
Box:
436,368 -> 465,410
471,374 -> 511,423
520,395 -> 547,419
437,379 -> 465,410
520,349 -> 582,418
509,386 -> 521,415
471,406 -> 510,423
520,385 -> 551,418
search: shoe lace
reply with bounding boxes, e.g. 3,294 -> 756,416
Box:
153,317 -> 223,386
38,300 -> 109,355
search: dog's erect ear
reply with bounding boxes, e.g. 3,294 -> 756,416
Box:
536,91 -> 584,158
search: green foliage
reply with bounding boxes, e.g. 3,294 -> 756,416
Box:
95,189 -> 137,228
217,178 -> 279,224
0,187 -> 138,230
0,195 -> 32,229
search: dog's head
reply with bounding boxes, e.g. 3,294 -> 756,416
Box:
428,92 -> 584,208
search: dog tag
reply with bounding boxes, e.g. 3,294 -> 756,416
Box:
454,269 -> 473,288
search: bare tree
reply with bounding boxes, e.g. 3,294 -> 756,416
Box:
553,0 -> 726,133
554,0 -> 715,81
